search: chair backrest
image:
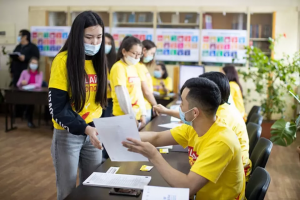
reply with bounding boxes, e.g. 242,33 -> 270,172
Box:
247,122 -> 262,156
250,138 -> 273,173
246,167 -> 271,200
248,113 -> 263,126
246,106 -> 261,124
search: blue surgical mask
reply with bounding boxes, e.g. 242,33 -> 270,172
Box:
105,44 -> 112,54
17,36 -> 21,43
84,43 -> 101,56
153,70 -> 162,78
143,55 -> 154,63
29,63 -> 38,71
179,107 -> 196,126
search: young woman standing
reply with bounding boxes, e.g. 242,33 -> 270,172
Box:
135,40 -> 157,123
102,33 -> 117,117
152,62 -> 173,96
48,11 -> 107,200
110,36 -> 147,130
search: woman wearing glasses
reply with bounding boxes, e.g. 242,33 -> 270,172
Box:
110,36 -> 146,130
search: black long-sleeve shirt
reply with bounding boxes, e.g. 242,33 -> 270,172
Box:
49,88 -> 94,135
10,42 -> 40,86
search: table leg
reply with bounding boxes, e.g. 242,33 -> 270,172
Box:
38,105 -> 41,127
5,103 -> 8,132
5,104 -> 17,132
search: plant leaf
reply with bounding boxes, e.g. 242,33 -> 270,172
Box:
270,119 -> 297,146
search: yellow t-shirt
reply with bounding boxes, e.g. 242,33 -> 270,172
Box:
217,103 -> 251,177
107,70 -> 112,99
49,51 -> 103,130
230,81 -> 246,120
135,63 -> 153,110
152,76 -> 172,96
171,121 -> 245,200
110,60 -> 144,120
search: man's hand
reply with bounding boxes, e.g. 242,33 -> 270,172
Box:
139,115 -> 146,131
122,138 -> 160,160
85,126 -> 103,150
153,104 -> 169,116
21,80 -> 27,86
18,55 -> 25,61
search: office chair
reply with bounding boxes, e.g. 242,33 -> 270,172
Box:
246,106 -> 261,124
250,138 -> 273,174
246,167 -> 271,200
247,122 -> 262,156
248,113 -> 263,126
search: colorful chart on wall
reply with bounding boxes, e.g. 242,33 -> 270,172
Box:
31,26 -> 70,57
155,28 -> 200,62
201,29 -> 247,63
31,26 -> 110,57
111,28 -> 154,51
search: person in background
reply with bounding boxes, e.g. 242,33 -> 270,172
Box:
152,63 -> 172,96
10,29 -> 40,87
48,11 -> 107,200
102,33 -> 117,118
110,36 -> 147,130
123,78 -> 245,200
135,40 -> 157,123
17,57 -> 43,128
223,66 -> 246,120
154,72 -> 251,179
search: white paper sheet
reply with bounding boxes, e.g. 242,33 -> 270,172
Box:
171,117 -> 181,122
142,186 -> 189,200
158,123 -> 182,129
83,172 -> 151,190
156,145 -> 173,149
93,115 -> 148,162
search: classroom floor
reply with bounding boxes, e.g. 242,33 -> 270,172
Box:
0,117 -> 300,200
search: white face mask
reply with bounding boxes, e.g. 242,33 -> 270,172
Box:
105,44 -> 112,54
29,63 -> 38,71
84,43 -> 101,56
124,55 -> 140,66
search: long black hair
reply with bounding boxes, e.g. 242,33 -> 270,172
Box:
116,36 -> 142,61
157,62 -> 168,79
59,11 -> 107,112
105,33 -> 116,72
141,40 -> 156,66
223,65 -> 243,94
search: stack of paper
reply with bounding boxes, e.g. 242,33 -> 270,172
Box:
142,186 -> 189,200
158,123 -> 182,129
83,172 -> 151,190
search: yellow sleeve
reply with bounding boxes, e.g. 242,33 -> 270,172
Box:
191,141 -> 233,183
135,64 -> 146,82
110,63 -> 127,87
170,124 -> 190,148
165,77 -> 173,92
49,53 -> 68,91
236,126 -> 250,166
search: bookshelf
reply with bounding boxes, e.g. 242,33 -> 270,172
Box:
202,13 -> 247,30
250,13 -> 273,55
113,12 -> 153,27
48,12 -> 67,26
71,11 -> 110,26
157,12 -> 199,28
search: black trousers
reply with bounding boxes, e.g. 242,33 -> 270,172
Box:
25,105 -> 34,123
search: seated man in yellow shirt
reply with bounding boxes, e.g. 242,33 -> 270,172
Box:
154,72 -> 251,179
123,77 -> 245,200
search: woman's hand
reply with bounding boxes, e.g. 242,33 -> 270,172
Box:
85,126 -> 103,150
21,80 -> 28,86
139,115 -> 146,130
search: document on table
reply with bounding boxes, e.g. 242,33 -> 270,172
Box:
142,186 -> 189,200
158,122 -> 182,129
83,172 -> 151,190
93,115 -> 148,162
171,117 -> 181,122
156,145 -> 173,149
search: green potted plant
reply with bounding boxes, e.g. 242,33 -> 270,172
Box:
270,91 -> 300,154
239,35 -> 300,138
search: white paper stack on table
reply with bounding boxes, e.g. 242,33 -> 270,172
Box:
83,172 -> 151,190
142,186 -> 189,200
158,122 -> 182,129
93,115 -> 148,162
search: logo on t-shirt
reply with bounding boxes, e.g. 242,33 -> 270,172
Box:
188,146 -> 199,166
128,76 -> 140,83
85,74 -> 97,92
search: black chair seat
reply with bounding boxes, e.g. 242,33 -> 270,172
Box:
250,138 -> 273,174
248,113 -> 263,126
247,122 -> 262,156
246,167 -> 271,200
246,106 -> 261,124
